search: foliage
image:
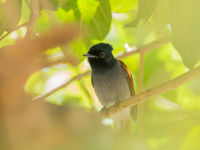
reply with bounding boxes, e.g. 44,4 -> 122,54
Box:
1,0 -> 200,150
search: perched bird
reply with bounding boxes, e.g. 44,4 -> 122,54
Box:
83,43 -> 137,128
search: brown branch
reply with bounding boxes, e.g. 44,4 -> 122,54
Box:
138,50 -> 144,138
32,36 -> 170,101
79,80 -> 93,105
0,23 -> 28,41
102,66 -> 200,116
25,0 -> 40,38
0,25 -> 79,68
139,52 -> 144,91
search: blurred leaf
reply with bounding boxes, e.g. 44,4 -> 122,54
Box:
134,20 -> 152,45
47,90 -> 83,106
0,0 -> 5,5
62,38 -> 87,63
175,85 -> 200,111
76,0 -> 112,45
0,0 -> 22,34
151,0 -> 170,24
19,0 -> 31,23
110,0 -> 137,13
170,0 -> 200,68
187,76 -> 200,95
60,0 -> 78,12
33,10 -> 51,33
125,0 -> 158,27
77,0 -> 99,23
147,137 -> 168,149
55,7 -> 75,23
40,0 -> 60,10
25,71 -> 46,96
47,0 -> 59,10
180,125 -> 200,150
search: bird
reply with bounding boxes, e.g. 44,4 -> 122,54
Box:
83,43 -> 137,129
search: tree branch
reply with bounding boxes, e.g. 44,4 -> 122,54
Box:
32,36 -> 170,101
32,71 -> 90,101
25,0 -> 40,38
118,36 -> 170,59
138,50 -> 144,138
101,66 -> 200,116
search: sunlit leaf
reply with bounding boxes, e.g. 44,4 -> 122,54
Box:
76,0 -> 112,45
0,0 -> 22,34
110,0 -> 137,13
34,10 -> 51,33
151,0 -> 170,24
170,0 -> 200,68
77,0 -> 99,23
55,7 -> 75,23
125,0 -> 158,27
180,126 -> 200,150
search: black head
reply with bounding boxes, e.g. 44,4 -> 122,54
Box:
83,43 -> 117,71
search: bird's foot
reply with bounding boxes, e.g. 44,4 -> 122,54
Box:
100,105 -> 110,113
114,99 -> 122,109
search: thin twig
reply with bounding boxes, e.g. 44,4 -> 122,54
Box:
118,36 -> 170,59
32,71 -> 90,101
32,37 -> 170,101
79,80 -> 93,106
138,50 -> 144,138
0,23 -> 28,41
102,66 -> 200,116
139,51 -> 144,91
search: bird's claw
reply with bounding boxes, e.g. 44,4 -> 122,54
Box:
114,99 -> 121,108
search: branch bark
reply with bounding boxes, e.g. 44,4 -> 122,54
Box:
118,36 -> 170,59
25,0 -> 40,38
102,66 -> 200,116
138,50 -> 144,138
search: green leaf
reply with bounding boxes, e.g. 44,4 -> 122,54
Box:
126,0 -> 158,27
60,0 -> 78,12
40,0 -> 59,10
110,0 -> 137,13
55,8 -> 76,23
33,10 -> 51,33
0,0 -> 22,34
75,0 -> 112,44
77,0 -> 99,23
180,126 -> 200,150
170,0 -> 200,68
151,0 -> 170,24
19,0 -> 31,24
25,71 -> 46,96
48,0 -> 59,10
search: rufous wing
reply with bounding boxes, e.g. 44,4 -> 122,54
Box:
118,59 -> 137,122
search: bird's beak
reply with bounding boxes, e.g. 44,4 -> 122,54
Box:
83,53 -> 98,58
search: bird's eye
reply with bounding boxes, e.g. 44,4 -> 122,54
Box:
99,51 -> 105,58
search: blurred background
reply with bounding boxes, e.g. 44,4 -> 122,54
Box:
1,0 -> 200,150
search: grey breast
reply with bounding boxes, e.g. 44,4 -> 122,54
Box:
92,61 -> 131,106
